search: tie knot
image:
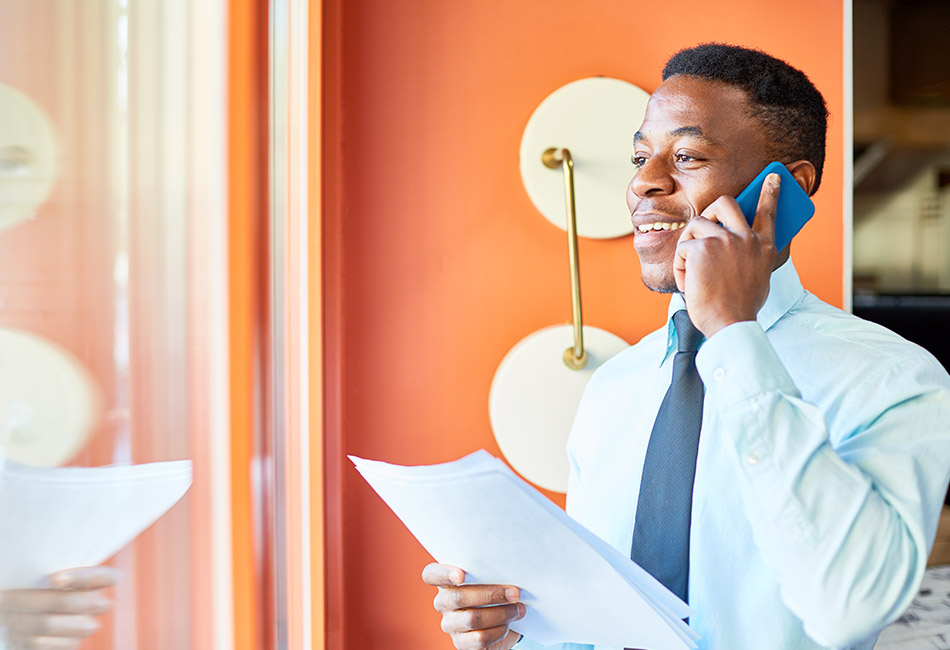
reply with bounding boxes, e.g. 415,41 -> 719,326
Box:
673,310 -> 703,353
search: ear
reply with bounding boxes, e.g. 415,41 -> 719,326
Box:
785,160 -> 817,196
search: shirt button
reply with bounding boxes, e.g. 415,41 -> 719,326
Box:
713,368 -> 726,381
746,452 -> 760,465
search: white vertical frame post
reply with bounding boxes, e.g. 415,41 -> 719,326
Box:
188,0 -> 234,648
270,0 -> 313,647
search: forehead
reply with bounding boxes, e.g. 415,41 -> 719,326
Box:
636,75 -> 764,146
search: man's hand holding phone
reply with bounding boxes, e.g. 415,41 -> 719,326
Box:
422,563 -> 525,650
673,172 -> 782,337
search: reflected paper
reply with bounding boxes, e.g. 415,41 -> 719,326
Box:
0,459 -> 192,589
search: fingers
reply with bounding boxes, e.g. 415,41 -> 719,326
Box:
676,215 -> 727,243
698,195 -> 749,231
1,611 -> 100,639
692,172 -> 780,242
1,590 -> 111,616
422,563 -> 465,587
447,623 -> 517,650
752,172 -> 780,244
5,636 -> 84,650
423,565 -> 527,650
48,567 -> 120,591
433,585 -> 524,650
680,173 -> 781,252
440,601 -> 525,635
433,584 -> 520,612
0,568 -> 116,649
673,215 -> 733,293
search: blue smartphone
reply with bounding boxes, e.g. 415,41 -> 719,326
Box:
735,161 -> 815,251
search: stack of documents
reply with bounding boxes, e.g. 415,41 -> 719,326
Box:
351,450 -> 699,650
0,459 -> 193,589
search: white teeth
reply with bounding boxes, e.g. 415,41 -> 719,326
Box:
637,221 -> 684,232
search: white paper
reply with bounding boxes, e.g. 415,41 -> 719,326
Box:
351,450 -> 699,650
0,459 -> 193,589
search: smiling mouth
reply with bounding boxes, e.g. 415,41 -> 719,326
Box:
635,221 -> 687,233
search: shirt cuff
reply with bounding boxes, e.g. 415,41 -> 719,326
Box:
695,320 -> 799,409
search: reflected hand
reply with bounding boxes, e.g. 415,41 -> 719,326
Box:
422,563 -> 525,650
0,566 -> 119,650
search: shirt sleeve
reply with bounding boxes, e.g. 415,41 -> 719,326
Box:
695,321 -> 950,648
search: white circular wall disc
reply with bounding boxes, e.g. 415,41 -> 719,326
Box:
489,324 -> 628,493
520,77 -> 650,239
0,83 -> 58,231
0,329 -> 101,467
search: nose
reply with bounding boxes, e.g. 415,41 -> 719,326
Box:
630,157 -> 675,200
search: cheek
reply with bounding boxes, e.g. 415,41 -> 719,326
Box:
678,183 -> 714,218
681,176 -> 739,216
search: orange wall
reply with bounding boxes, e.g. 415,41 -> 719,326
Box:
323,1 -> 844,647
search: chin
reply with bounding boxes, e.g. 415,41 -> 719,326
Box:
642,278 -> 678,294
638,266 -> 678,294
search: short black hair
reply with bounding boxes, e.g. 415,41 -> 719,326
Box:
663,43 -> 828,195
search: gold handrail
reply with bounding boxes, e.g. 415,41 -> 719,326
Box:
542,147 -> 588,370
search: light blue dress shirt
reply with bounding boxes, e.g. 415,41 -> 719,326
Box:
516,260 -> 950,650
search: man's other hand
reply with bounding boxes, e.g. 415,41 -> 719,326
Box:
422,563 -> 525,650
0,566 -> 119,650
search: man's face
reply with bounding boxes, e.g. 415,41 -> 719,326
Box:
626,75 -> 772,293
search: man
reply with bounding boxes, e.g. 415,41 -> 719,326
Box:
422,44 -> 950,649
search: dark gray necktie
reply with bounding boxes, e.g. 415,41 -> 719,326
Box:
629,309 -> 705,604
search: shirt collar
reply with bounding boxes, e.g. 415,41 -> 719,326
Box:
658,258 -> 806,366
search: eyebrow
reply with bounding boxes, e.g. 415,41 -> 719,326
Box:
633,126 -> 720,146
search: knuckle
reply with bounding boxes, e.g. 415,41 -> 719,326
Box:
42,614 -> 75,636
454,631 -> 480,650
441,611 -> 465,636
449,588 -> 465,610
435,587 -> 461,612
63,592 -> 91,614
0,590 -> 21,611
461,608 -> 480,630
472,627 -> 500,647
480,586 -> 502,606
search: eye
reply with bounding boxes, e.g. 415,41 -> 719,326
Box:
631,155 -> 647,168
674,151 -> 707,165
